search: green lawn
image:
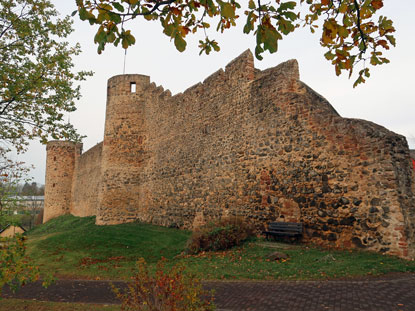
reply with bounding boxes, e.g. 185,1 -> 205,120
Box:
26,215 -> 415,281
27,215 -> 190,279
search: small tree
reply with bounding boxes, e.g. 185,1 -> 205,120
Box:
0,148 -> 31,228
0,0 -> 92,153
0,150 -> 46,297
0,0 -> 89,296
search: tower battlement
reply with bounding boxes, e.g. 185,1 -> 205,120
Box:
107,74 -> 151,97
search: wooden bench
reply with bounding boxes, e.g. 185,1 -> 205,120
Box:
263,222 -> 303,241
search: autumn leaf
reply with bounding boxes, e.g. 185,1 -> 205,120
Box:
371,0 -> 383,10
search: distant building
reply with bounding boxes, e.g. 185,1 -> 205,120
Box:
5,195 -> 44,211
0,224 -> 26,237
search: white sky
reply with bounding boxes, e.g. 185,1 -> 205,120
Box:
15,0 -> 415,184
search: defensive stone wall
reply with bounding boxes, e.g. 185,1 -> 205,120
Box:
71,142 -> 103,217
44,50 -> 415,258
97,74 -> 152,224
44,141 -> 81,222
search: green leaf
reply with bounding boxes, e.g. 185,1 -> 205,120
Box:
107,32 -> 116,43
125,32 -> 136,45
174,35 -> 187,52
221,3 -> 235,19
109,12 -> 122,24
98,4 -> 113,12
112,3 -> 125,12
279,1 -> 296,11
122,38 -> 129,49
255,45 -> 264,60
385,35 -> 396,47
243,12 -> 255,34
283,11 -> 298,21
324,51 -> 335,60
338,26 -> 349,38
163,24 -> 175,37
79,8 -> 89,21
94,27 -> 106,43
263,28 -> 279,53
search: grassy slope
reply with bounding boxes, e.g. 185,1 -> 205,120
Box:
26,215 -> 415,281
27,215 -> 190,279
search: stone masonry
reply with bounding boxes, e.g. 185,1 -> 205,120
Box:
44,50 -> 415,259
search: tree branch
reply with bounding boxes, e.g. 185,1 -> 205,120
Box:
353,0 -> 367,55
95,0 -> 177,17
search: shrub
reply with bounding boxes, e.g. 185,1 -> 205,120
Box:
186,217 -> 255,254
0,235 -> 51,296
112,258 -> 215,311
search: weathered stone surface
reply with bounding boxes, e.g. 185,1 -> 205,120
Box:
71,142 -> 102,217
44,141 -> 81,222
43,50 -> 415,259
266,251 -> 289,261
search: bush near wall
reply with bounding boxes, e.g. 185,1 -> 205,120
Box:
112,258 -> 215,311
186,217 -> 255,254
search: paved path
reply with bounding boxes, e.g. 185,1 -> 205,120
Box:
3,274 -> 415,310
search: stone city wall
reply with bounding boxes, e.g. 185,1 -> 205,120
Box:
44,50 -> 415,258
44,141 -> 81,222
71,142 -> 103,217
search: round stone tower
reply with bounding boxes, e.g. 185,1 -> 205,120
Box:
97,74 -> 151,225
43,141 -> 82,223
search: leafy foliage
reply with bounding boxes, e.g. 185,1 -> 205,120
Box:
0,149 -> 31,228
74,0 -> 395,86
0,0 -> 92,152
0,150 -> 51,297
0,235 -> 48,297
112,258 -> 215,311
186,217 -> 255,254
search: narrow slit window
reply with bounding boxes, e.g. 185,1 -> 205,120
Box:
130,82 -> 136,93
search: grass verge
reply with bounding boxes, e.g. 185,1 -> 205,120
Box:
26,215 -> 415,281
0,299 -> 120,311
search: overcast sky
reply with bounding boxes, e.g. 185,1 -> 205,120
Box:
14,0 -> 415,184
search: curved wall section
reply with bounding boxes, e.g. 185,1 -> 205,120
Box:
97,74 -> 152,224
44,141 -> 81,222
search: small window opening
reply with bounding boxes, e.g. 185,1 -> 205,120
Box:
130,82 -> 136,93
53,156 -> 56,161
52,183 -> 56,188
